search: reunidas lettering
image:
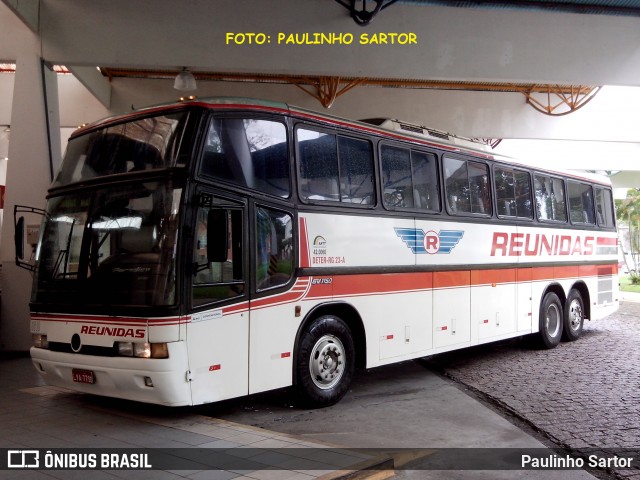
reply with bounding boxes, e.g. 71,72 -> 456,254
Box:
80,325 -> 145,339
491,232 -> 595,256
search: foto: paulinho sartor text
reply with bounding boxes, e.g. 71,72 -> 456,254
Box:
225,32 -> 418,45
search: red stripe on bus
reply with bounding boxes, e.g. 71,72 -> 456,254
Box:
299,217 -> 310,268
30,314 -> 188,326
434,271 -> 470,289
308,263 -> 617,298
330,272 -> 433,296
470,268 -> 516,286
596,237 -> 617,246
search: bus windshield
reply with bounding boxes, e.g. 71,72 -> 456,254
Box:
53,111 -> 191,187
33,180 -> 182,307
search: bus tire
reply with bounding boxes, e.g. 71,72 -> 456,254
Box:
562,289 -> 584,342
538,292 -> 563,349
296,315 -> 355,408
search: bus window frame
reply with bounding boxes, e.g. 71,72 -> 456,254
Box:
196,113 -> 293,201
294,123 -> 377,209
378,141 -> 442,214
442,154 -> 493,218
567,179 -> 596,226
492,163 -> 535,222
252,202 -> 297,296
533,172 -> 569,224
187,189 -> 249,313
594,186 -> 616,229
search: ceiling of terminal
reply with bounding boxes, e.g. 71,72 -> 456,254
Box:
400,1 -> 640,16
84,0 -> 638,113
2,0 -> 639,143
333,0 -> 640,25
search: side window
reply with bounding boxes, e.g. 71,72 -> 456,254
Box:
444,156 -> 491,215
298,130 -> 339,202
201,118 -> 289,198
338,136 -> 375,204
192,206 -> 244,307
380,144 -> 439,211
595,187 -> 615,228
534,174 -> 567,222
495,166 -> 533,219
256,207 -> 294,291
298,128 -> 374,205
568,181 -> 595,224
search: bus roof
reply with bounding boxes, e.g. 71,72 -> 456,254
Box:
73,96 -> 611,187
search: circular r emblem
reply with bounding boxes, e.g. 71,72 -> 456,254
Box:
424,230 -> 439,254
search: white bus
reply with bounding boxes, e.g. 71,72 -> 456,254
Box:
15,97 -> 619,407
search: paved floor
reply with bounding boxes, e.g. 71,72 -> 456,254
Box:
0,356 -> 383,480
1,300 -> 637,479
427,298 -> 640,480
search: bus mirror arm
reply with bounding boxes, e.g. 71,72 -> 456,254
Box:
207,209 -> 228,263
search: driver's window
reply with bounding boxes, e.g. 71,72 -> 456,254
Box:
192,206 -> 244,306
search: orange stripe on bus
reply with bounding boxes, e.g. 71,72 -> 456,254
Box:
434,271 -> 470,289
470,268 -> 516,286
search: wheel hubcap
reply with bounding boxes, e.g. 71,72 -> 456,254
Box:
546,303 -> 561,338
567,299 -> 583,332
309,334 -> 345,390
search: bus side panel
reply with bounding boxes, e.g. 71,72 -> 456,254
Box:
433,271 -> 471,350
248,303 -> 299,395
471,269 -> 517,343
248,278 -> 313,395
302,213 -> 415,268
516,268 -> 533,333
187,308 -> 249,405
369,287 -> 433,361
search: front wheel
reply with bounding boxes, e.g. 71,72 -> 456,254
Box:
563,289 -> 585,342
538,291 -> 564,349
296,315 -> 355,407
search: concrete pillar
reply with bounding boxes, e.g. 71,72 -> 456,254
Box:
0,52 -> 59,352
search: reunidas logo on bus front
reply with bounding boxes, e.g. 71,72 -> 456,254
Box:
395,228 -> 464,254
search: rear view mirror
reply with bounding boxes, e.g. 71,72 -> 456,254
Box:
15,215 -> 25,261
14,205 -> 47,272
207,209 -> 228,263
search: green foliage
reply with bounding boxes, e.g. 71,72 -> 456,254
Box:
615,188 -> 640,226
616,189 -> 640,274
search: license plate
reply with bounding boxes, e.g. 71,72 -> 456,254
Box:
72,369 -> 96,384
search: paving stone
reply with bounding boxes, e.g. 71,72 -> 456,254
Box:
428,300 -> 640,480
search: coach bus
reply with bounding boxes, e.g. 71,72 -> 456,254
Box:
15,97 -> 618,407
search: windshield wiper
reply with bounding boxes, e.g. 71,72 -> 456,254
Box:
51,218 -> 76,279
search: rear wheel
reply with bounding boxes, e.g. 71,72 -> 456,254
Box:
538,291 -> 563,349
563,289 -> 584,342
296,315 -> 355,407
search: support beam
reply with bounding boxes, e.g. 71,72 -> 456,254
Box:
68,65 -> 111,109
1,0 -> 39,32
0,52 -> 58,352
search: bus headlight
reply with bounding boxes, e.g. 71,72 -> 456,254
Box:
32,334 -> 49,349
116,342 -> 169,359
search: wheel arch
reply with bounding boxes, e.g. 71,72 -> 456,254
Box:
543,282 -> 567,308
293,302 -> 366,384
